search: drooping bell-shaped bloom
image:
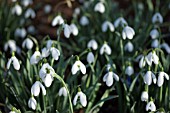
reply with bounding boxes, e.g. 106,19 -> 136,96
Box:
59,87 -> 67,97
39,63 -> 55,87
31,81 -> 46,96
80,16 -> 89,26
157,71 -> 169,87
94,2 -> 105,13
151,39 -> 159,48
15,28 -> 27,38
125,66 -> 134,76
122,26 -> 135,40
22,38 -> 33,50
139,55 -> 146,68
4,40 -> 17,52
100,43 -> 112,55
73,91 -> 87,107
70,23 -> 79,36
52,15 -> 64,26
11,4 -> 22,16
71,60 -> 86,75
145,51 -> 159,66
103,71 -> 119,87
124,41 -> 134,52
41,47 -> 50,58
141,91 -> 149,102
160,43 -> 170,54
87,52 -> 95,64
9,111 -> 16,113
87,39 -> 98,50
25,8 -> 36,19
21,0 -> 33,7
150,29 -> 159,39
30,51 -> 41,64
144,71 -> 157,85
28,96 -> 37,110
114,17 -> 128,28
46,40 -> 53,49
64,24 -> 71,38
146,101 -> 156,112
7,55 -> 20,70
102,21 -> 115,32
50,47 -> 60,60
152,12 -> 163,24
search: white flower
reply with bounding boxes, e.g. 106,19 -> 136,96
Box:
80,16 -> 89,26
30,51 -> 41,64
73,7 -> 80,18
70,23 -> 79,36
4,40 -> 17,52
145,51 -> 159,66
87,39 -> 98,50
15,28 -> 27,38
144,71 -> 157,85
106,64 -> 111,71
87,52 -> 95,64
73,91 -> 87,107
11,4 -> 22,16
71,60 -> 86,75
139,56 -> 146,68
160,43 -> 170,54
52,15 -> 64,26
9,111 -> 16,113
59,87 -> 67,97
28,96 -> 37,110
125,66 -> 134,76
94,2 -> 105,13
124,41 -> 134,52
141,91 -> 149,102
100,43 -> 112,55
64,24 -> 71,38
21,0 -> 33,7
103,71 -> 119,87
50,47 -> 60,60
151,39 -> 159,48
41,47 -> 50,58
46,40 -> 53,49
122,26 -> 135,40
7,56 -> 20,70
31,81 -> 46,96
22,38 -> 33,49
146,101 -> 156,112
102,21 -> 114,32
150,29 -> 159,39
39,63 -> 55,87
152,12 -> 163,24
44,4 -> 52,14
114,17 -> 128,28
25,8 -> 36,19
157,71 -> 169,87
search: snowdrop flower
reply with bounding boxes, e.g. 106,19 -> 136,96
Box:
150,29 -> 159,39
122,26 -> 135,40
106,64 -> 111,71
87,52 -> 95,64
144,71 -> 157,85
4,40 -> 17,52
22,38 -> 33,49
25,8 -> 36,19
146,101 -> 156,112
31,81 -> 46,96
87,39 -> 98,50
141,91 -> 149,102
39,63 -> 55,87
9,111 -> 16,113
28,96 -> 37,110
71,58 -> 86,75
27,25 -> 36,34
41,47 -> 50,58
64,24 -> 71,38
157,71 -> 169,87
145,51 -> 159,66
100,42 -> 112,55
50,47 -> 60,60
125,66 -> 134,76
46,40 -> 53,49
59,87 -> 67,97
7,54 -> 20,70
124,41 -> 134,52
114,17 -> 128,28
152,12 -> 163,24
30,50 -> 41,64
80,16 -> 89,26
73,90 -> 87,107
94,2 -> 105,13
22,0 -> 33,7
11,4 -> 22,16
70,23 -> 79,36
52,15 -> 64,26
151,39 -> 159,48
15,28 -> 27,38
160,43 -> 170,54
102,21 -> 115,32
103,71 -> 119,87
139,55 -> 146,68
73,7 -> 80,18
44,4 -> 52,14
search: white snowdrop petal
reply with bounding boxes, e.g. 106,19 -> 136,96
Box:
157,72 -> 164,87
41,48 -> 50,58
152,12 -> 163,24
164,72 -> 169,80
71,61 -> 80,75
150,29 -> 159,39
125,66 -> 134,76
145,52 -> 152,66
106,72 -> 113,87
73,94 -> 78,106
62,87 -> 67,96
151,39 -> 159,48
80,16 -> 89,26
141,91 -> 148,102
94,2 -> 105,13
52,15 -> 64,26
80,93 -> 87,107
87,52 -> 95,64
124,42 -> 134,52
87,39 -> 98,50
103,73 -> 108,82
39,82 -> 46,95
12,57 -> 20,70
43,74 -> 53,87
114,17 -> 128,28
151,72 -> 157,84
51,48 -> 60,60
80,61 -> 86,74
152,52 -> 159,65
123,26 -> 135,40
28,97 -> 37,110
113,73 -> 119,81
70,24 -> 78,36
7,58 -> 12,70
30,51 -> 41,64
64,24 -> 71,38
144,71 -> 152,85
31,81 -> 40,96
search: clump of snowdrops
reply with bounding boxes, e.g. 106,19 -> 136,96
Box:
0,0 -> 170,113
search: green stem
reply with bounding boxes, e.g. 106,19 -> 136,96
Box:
159,86 -> 163,104
53,73 -> 73,113
120,39 -> 125,74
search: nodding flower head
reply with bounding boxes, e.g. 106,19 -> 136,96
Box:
28,96 -> 37,110
122,26 -> 135,40
11,4 -> 22,16
157,71 -> 169,87
71,58 -> 86,75
144,71 -> 157,85
114,17 -> 128,28
7,53 -> 20,71
141,91 -> 149,102
94,2 -> 105,13
87,52 -> 95,64
59,87 -> 67,97
80,16 -> 89,26
31,81 -> 46,96
152,12 -> 163,24
87,39 -> 98,50
102,21 -> 115,32
73,90 -> 87,107
103,71 -> 119,87
100,42 -> 112,55
146,100 -> 156,112
22,38 -> 33,50
30,50 -> 42,65
150,29 -> 159,39
52,15 -> 64,26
